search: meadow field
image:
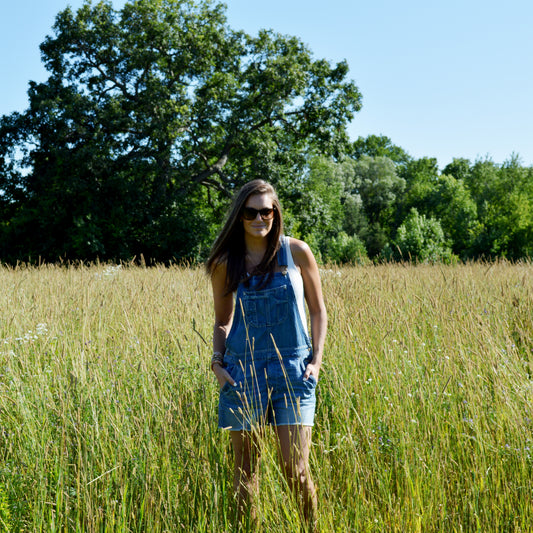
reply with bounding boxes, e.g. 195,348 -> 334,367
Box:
0,261 -> 532,532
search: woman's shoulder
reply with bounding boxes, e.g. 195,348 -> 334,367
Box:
209,254 -> 228,278
286,236 -> 309,252
286,237 -> 314,266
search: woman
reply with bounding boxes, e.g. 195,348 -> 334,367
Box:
206,179 -> 327,528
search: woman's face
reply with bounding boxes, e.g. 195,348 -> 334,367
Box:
242,193 -> 275,239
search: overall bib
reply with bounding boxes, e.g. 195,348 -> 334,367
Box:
218,237 -> 317,430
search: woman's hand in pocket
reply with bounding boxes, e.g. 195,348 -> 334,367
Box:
303,362 -> 320,382
212,364 -> 236,389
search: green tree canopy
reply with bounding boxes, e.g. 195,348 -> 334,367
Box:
0,0 -> 361,263
391,207 -> 454,263
467,156 -> 533,258
351,134 -> 411,166
350,155 -> 405,224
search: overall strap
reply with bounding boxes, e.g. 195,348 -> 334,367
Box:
277,236 -> 289,274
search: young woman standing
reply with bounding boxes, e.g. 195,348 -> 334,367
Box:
206,180 -> 327,529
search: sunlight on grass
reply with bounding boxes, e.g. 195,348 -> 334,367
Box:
0,261 -> 532,531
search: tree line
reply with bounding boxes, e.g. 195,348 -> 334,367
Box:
1,0 -> 531,264
293,142 -> 533,263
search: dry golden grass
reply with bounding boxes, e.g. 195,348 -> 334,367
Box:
0,261 -> 532,531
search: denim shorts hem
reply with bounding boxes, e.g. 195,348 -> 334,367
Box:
272,421 -> 315,428
217,420 -> 315,431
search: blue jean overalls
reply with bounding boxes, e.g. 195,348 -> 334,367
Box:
218,238 -> 317,430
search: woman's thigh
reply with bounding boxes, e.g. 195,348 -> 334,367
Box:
230,430 -> 261,472
274,424 -> 312,471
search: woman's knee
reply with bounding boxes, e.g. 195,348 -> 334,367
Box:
281,456 -> 308,486
234,457 -> 254,481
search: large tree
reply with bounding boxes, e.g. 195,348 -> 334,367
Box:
0,0 -> 361,262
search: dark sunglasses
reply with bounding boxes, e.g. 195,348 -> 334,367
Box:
241,206 -> 276,221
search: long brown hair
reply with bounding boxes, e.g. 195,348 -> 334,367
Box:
206,180 -> 284,293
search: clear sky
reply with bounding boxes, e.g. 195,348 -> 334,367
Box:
2,0 -> 532,168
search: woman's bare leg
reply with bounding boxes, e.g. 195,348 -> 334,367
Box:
275,424 -> 317,529
230,430 -> 260,524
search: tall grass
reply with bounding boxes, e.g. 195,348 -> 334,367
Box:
0,261 -> 531,531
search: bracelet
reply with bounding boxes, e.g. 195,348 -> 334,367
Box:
211,351 -> 225,371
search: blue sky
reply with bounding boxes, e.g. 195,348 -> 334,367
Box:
2,0 -> 532,168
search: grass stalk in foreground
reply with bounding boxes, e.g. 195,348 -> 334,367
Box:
0,261 -> 531,531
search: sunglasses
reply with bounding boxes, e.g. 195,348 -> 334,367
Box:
241,206 -> 276,220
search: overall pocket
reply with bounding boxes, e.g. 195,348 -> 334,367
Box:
242,284 -> 289,327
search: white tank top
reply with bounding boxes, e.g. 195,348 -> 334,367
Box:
282,236 -> 308,335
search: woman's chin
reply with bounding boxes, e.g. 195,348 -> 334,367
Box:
247,227 -> 270,238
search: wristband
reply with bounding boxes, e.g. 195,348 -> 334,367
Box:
211,351 -> 224,371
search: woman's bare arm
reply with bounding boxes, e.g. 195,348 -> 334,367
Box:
290,238 -> 327,380
210,261 -> 236,386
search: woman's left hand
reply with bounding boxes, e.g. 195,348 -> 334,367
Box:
303,363 -> 320,382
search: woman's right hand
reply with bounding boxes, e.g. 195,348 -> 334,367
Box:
212,364 -> 236,389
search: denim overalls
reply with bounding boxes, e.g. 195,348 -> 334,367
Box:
218,237 -> 317,430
